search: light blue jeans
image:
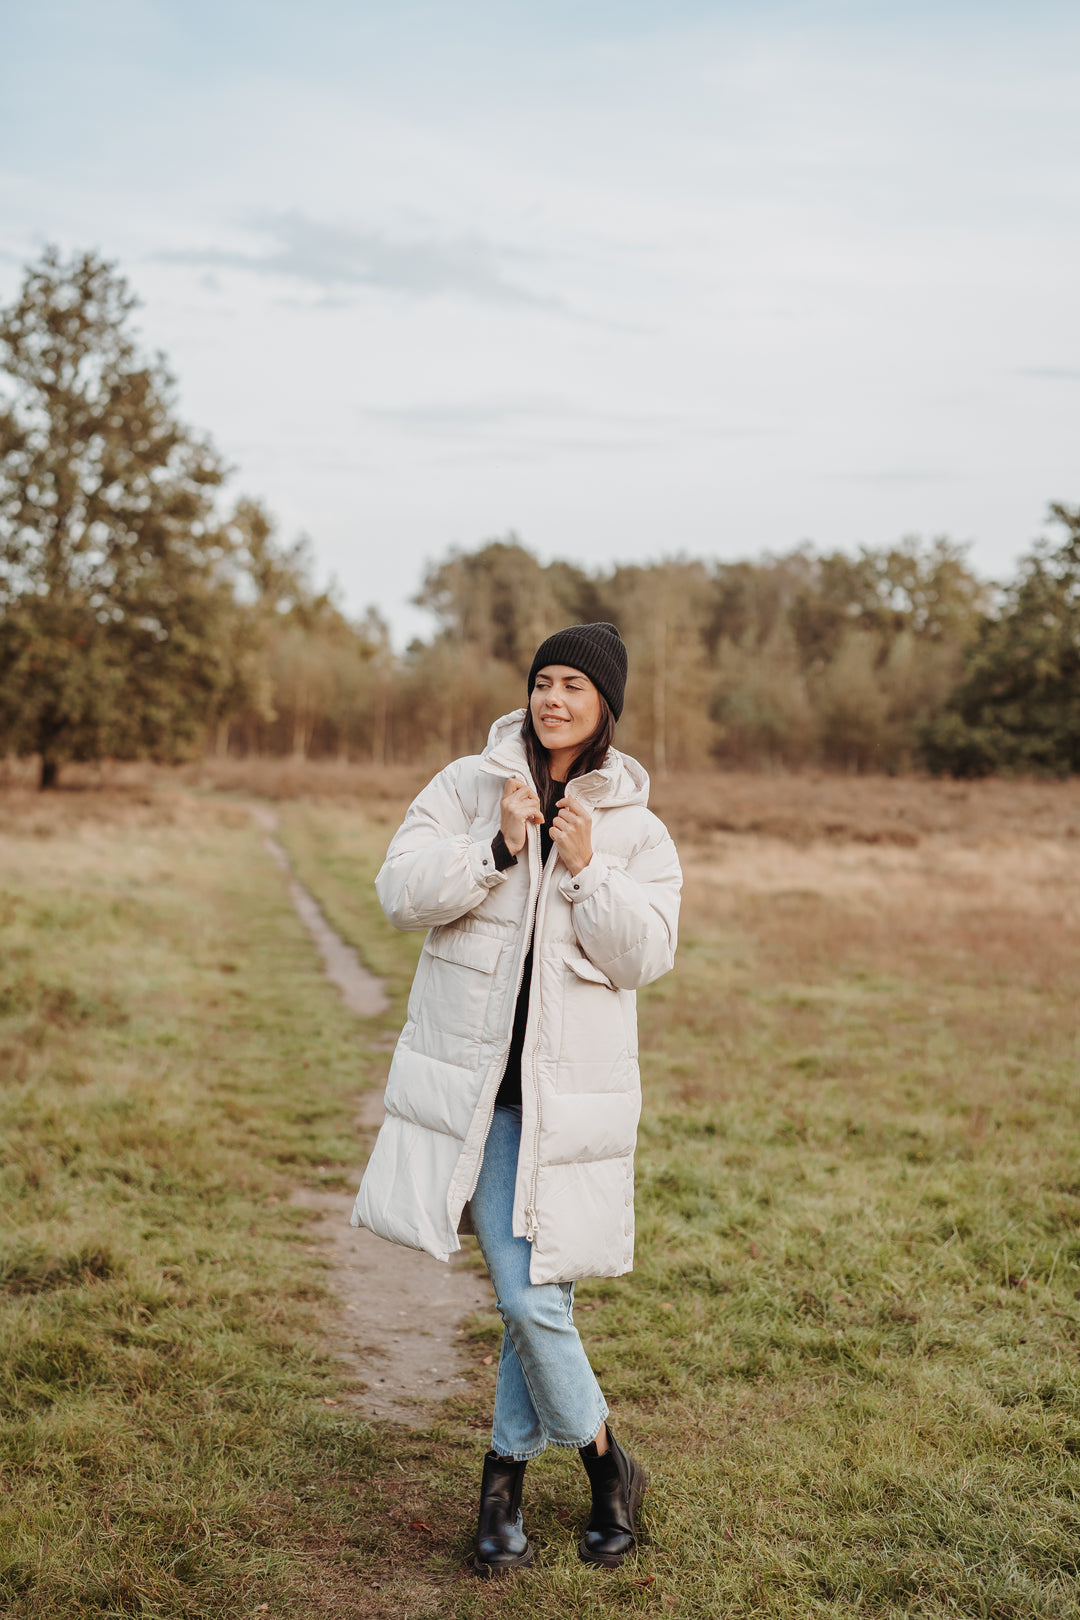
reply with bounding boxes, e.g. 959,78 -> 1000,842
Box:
469,1104 -> 609,1462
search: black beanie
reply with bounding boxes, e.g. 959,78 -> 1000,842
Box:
527,622 -> 628,721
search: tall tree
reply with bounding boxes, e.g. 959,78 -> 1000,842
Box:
403,538 -> 596,757
415,537 -> 592,673
601,558 -> 715,773
923,505 -> 1080,776
0,247 -> 259,785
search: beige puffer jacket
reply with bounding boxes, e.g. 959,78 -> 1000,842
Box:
350,711 -> 682,1286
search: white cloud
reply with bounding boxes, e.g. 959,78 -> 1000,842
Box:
160,212 -> 559,309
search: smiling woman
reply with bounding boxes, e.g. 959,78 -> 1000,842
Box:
350,621 -> 682,1577
533,668 -> 603,766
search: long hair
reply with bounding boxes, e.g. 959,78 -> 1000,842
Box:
519,693 -> 616,799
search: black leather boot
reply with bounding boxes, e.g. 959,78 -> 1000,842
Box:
471,1450 -> 535,1578
578,1428 -> 646,1568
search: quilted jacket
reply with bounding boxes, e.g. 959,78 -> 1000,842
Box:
350,710 -> 682,1285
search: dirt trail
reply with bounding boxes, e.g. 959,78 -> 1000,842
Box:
249,804 -> 390,1018
250,804 -> 493,1426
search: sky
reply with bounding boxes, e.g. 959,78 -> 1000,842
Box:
3,0 -> 1079,643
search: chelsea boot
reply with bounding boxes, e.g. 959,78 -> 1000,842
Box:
577,1428 -> 646,1568
471,1449 -> 535,1578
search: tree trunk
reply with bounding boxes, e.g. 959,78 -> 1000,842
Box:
372,682 -> 387,767
653,616 -> 668,777
39,755 -> 59,790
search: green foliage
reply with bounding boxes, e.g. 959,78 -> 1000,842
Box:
3,244 -> 1072,782
227,505 -> 394,762
386,538 -> 597,763
343,535 -> 987,774
415,536 -> 594,673
0,248 -> 265,786
712,620 -> 818,766
923,505 -> 1080,776
791,536 -> 987,662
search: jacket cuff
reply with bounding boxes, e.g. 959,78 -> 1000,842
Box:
558,854 -> 606,904
471,839 -> 509,888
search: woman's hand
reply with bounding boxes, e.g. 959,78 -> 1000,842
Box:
500,775 -> 544,856
550,796 -> 593,877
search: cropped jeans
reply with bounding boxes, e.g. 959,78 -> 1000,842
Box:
469,1104 -> 609,1462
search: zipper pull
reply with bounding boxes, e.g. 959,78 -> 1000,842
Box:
525,1207 -> 538,1243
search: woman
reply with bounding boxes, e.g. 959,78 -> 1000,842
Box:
352,622 -> 682,1576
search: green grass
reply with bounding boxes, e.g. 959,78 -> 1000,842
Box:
0,796 -> 402,1617
275,800 -> 422,1026
2,788 -> 1079,1617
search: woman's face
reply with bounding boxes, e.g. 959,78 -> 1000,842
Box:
529,664 -> 602,757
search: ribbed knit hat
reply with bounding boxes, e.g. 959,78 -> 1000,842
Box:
527,622 -> 628,720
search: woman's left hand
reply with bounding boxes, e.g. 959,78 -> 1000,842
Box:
550,797 -> 593,877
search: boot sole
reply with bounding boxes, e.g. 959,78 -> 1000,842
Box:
578,1461 -> 647,1569
471,1543 -> 536,1579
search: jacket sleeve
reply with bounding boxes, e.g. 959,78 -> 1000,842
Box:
375,758 -> 508,932
557,816 -> 682,990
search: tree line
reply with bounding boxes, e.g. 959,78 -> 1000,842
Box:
2,249 -> 1077,786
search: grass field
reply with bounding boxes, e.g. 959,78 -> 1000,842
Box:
2,769 -> 1079,1618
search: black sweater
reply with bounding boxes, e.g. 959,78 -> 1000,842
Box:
492,783 -> 561,1109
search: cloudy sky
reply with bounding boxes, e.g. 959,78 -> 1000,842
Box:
4,0 -> 1079,640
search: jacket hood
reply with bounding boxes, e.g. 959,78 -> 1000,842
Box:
480,709 -> 650,810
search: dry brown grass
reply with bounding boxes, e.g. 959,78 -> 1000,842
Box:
683,831 -> 1080,984
648,769 -> 1080,846
6,753 -> 1080,847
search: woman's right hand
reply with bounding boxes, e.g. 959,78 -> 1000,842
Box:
500,775 -> 543,856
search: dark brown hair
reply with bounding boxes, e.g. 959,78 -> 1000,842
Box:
519,691 -> 616,799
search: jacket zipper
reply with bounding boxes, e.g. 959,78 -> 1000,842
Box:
452,770 -> 542,1230
522,793 -> 573,1244
470,766 -> 595,1247
449,759 -> 603,1243
520,818 -> 549,1243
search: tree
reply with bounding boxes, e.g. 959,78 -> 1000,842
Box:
414,537 -> 592,674
400,538 -> 597,759
922,506 -> 1080,776
0,247 -> 260,786
789,537 -> 985,668
711,619 -> 816,767
601,558 -> 715,772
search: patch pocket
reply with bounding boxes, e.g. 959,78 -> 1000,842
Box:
416,927 -> 503,1047
426,928 -> 503,974
564,951 -> 617,991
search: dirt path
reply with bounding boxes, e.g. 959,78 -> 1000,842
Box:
249,804 -> 391,1018
250,805 -> 494,1426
